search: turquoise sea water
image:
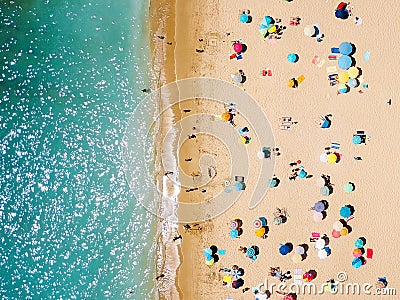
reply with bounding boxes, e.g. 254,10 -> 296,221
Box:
0,1 -> 158,299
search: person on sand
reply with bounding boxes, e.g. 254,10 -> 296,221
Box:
238,246 -> 247,253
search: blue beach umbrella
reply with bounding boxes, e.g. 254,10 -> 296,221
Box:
262,16 -> 274,27
234,182 -> 245,191
259,27 -> 269,37
339,42 -> 353,55
335,9 -> 349,20
204,248 -> 213,256
324,246 -> 332,256
246,247 -> 256,257
299,169 -> 307,178
347,78 -> 358,88
354,239 -> 365,249
352,257 -> 363,268
287,53 -> 298,63
340,206 -> 352,218
230,229 -> 239,238
205,254 -> 213,261
352,135 -> 362,144
232,269 -> 241,279
259,217 -> 267,227
314,201 -> 326,213
279,244 -> 290,255
240,14 -> 249,23
268,178 -> 278,188
338,55 -> 352,70
321,119 -> 331,128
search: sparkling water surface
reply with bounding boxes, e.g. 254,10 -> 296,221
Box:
0,1 -> 158,299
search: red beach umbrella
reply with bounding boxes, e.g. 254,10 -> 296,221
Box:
233,43 -> 243,53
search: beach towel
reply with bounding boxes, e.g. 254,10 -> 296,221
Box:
326,66 -> 337,73
366,248 -> 373,259
317,59 -> 326,68
363,51 -> 370,62
294,268 -> 303,285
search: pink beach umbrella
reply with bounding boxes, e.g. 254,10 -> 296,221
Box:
313,211 -> 323,223
316,176 -> 326,187
332,229 -> 341,238
295,246 -> 305,255
233,43 -> 243,53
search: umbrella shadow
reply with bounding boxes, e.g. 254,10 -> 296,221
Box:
347,204 -> 356,215
350,56 -> 356,68
321,211 -> 327,220
322,235 -> 330,246
285,242 -> 294,253
321,200 -> 329,209
240,44 -> 248,53
349,182 -> 356,191
300,243 -> 309,260
349,43 -> 357,55
238,228 -> 243,236
280,215 -> 287,224
359,236 -> 367,245
252,245 -> 260,255
246,16 -> 252,23
210,245 -> 218,254
308,269 -> 318,279
345,224 -> 353,234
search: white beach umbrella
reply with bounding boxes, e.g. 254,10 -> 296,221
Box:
315,238 -> 326,250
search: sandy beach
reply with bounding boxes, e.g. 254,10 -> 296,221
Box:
150,0 -> 400,299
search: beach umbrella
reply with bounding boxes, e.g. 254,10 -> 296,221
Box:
339,42 -> 353,55
327,153 -> 338,164
304,25 -> 315,37
292,253 -> 303,263
255,227 -> 266,237
314,201 -> 326,213
315,238 -> 326,250
352,257 -> 363,268
246,247 -> 256,257
259,27 -> 269,37
287,53 -> 298,63
230,229 -> 239,238
234,182 -> 245,191
338,71 -> 350,83
355,239 -> 365,248
333,221 -> 344,231
318,248 -> 328,259
313,211 -> 323,223
204,248 -> 213,256
324,246 -> 332,255
259,217 -> 267,227
344,182 -> 355,193
205,257 -> 214,265
321,119 -> 331,128
340,227 -> 349,236
253,219 -> 262,229
240,14 -> 249,23
316,176 -> 326,187
338,55 -> 352,70
340,206 -> 352,218
337,2 -> 348,10
295,246 -> 305,255
347,78 -> 358,88
279,244 -> 291,255
230,220 -> 239,229
320,153 -> 328,163
268,178 -> 278,188
320,186 -> 331,197
221,112 -> 232,121
233,43 -> 243,53
287,78 -> 296,88
337,83 -> 349,94
348,66 -> 360,78
283,294 -> 296,300
298,169 -> 307,178
257,151 -> 265,159
352,135 -> 362,144
268,25 -> 277,34
332,229 -> 341,238
335,9 -> 349,20
353,248 -> 362,258
232,74 -> 243,83
274,217 -> 282,225
262,16 -> 274,27
232,270 -> 241,279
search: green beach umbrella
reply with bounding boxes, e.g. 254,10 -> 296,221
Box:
344,182 -> 355,193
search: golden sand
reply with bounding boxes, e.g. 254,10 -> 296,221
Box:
151,0 -> 400,299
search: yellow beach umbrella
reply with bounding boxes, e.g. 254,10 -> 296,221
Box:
268,25 -> 277,34
338,71 -> 349,83
255,227 -> 266,237
205,257 -> 214,265
348,66 -> 360,79
287,79 -> 295,87
221,112 -> 232,121
327,153 -> 337,164
340,227 -> 349,236
292,253 -> 303,263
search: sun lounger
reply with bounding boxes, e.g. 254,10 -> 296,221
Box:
331,47 -> 340,53
280,125 -> 291,130
297,75 -> 305,84
357,130 -> 365,135
294,268 -> 303,285
235,176 -> 245,182
328,55 -> 337,60
280,117 -> 292,122
316,59 -> 325,67
331,142 -> 340,149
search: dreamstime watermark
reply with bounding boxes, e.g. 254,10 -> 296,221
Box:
122,78 -> 276,222
258,272 -> 396,296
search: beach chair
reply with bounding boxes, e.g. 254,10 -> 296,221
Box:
293,268 -> 303,285
280,117 -> 292,122
331,142 -> 341,149
316,59 -> 326,68
235,176 -> 245,182
280,124 -> 291,131
356,130 -> 365,135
